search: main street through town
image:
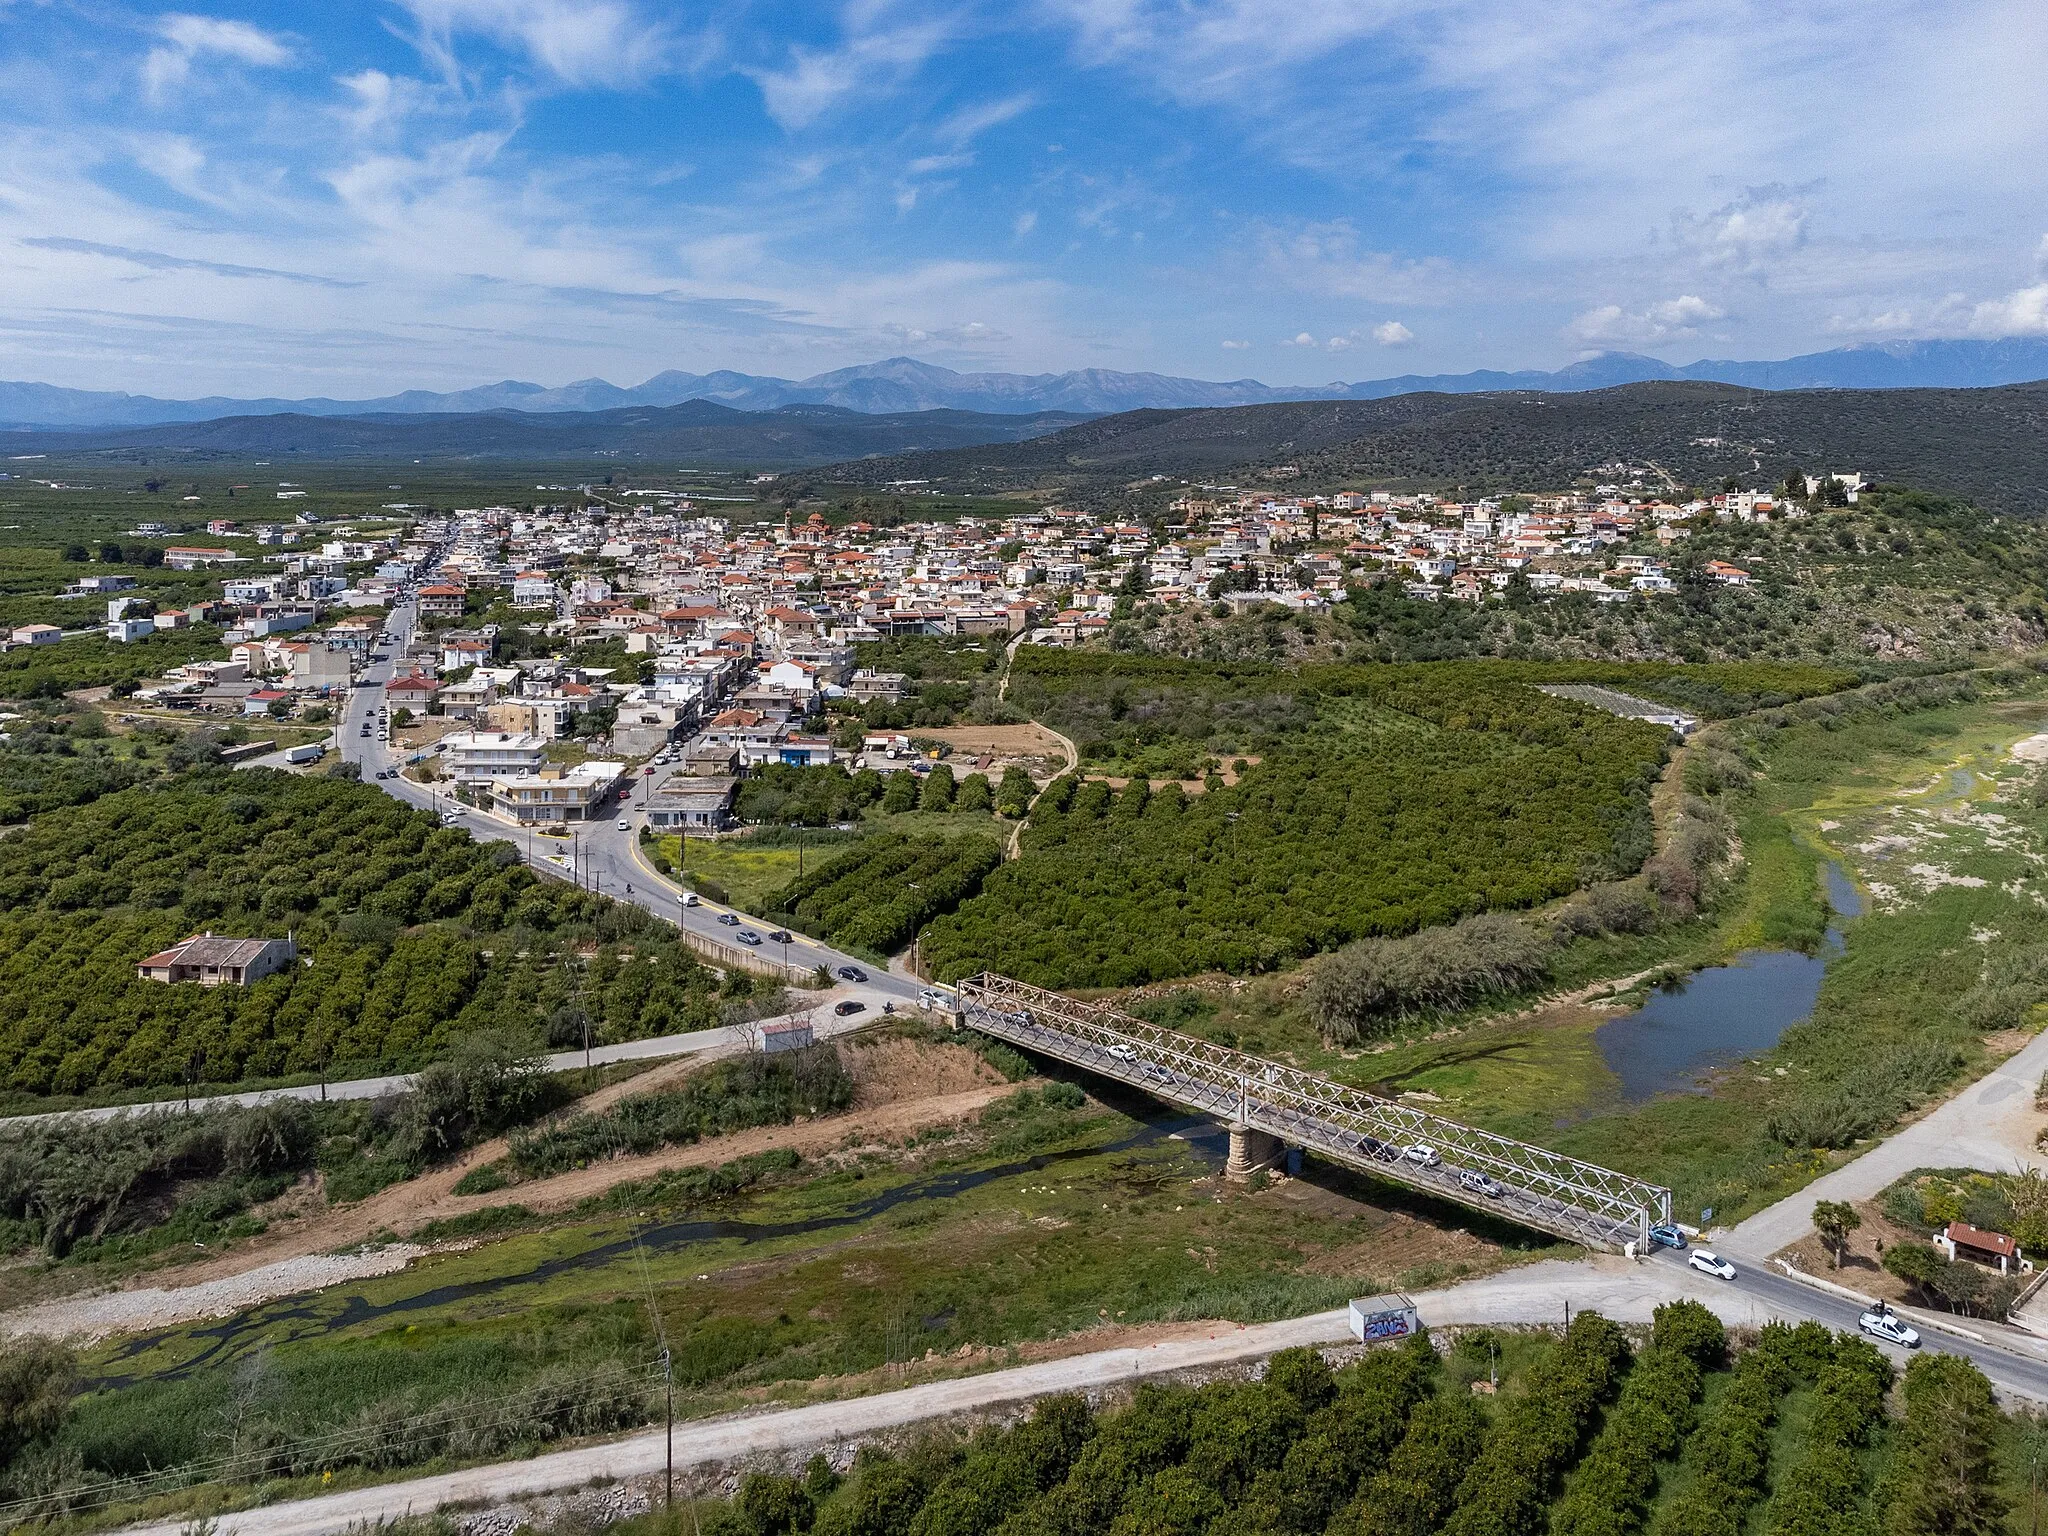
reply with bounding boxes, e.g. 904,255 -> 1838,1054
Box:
335,591 -> 924,1016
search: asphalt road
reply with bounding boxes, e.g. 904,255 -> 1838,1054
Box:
115,1253 -> 2037,1536
338,594 -> 924,1012
0,1005 -> 882,1129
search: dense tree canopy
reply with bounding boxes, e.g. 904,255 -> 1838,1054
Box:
0,770 -> 724,1098
923,666 -> 1683,986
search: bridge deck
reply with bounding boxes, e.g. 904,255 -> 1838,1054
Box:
956,973 -> 1670,1253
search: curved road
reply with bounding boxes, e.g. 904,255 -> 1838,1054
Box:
338,594 -> 925,1014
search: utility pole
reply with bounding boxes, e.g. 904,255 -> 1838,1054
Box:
660,1346 -> 674,1510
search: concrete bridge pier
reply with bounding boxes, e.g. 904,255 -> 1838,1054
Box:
1226,1121 -> 1282,1180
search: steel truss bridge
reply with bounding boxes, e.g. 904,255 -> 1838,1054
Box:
956,973 -> 1671,1253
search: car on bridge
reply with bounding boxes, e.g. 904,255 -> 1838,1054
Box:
1688,1250 -> 1737,1280
1353,1134 -> 1398,1162
1403,1143 -> 1442,1168
1458,1170 -> 1505,1198
1106,1043 -> 1136,1063
717,913 -> 741,925
768,930 -> 792,943
1858,1306 -> 1921,1348
734,930 -> 762,946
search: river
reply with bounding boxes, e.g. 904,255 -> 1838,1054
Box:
1594,860 -> 1864,1103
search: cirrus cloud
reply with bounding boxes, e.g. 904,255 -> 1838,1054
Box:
142,14 -> 292,103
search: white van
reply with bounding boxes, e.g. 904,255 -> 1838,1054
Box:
681,891 -> 700,907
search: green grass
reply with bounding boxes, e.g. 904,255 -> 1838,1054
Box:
660,835 -> 803,913
64,1088 -> 1549,1507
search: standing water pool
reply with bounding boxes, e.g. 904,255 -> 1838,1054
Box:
1594,862 -> 1865,1103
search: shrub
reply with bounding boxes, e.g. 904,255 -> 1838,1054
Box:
1307,913 -> 1553,1043
506,1047 -> 852,1179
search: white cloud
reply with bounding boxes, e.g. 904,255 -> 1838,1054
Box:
1325,335 -> 1353,350
1013,211 -> 1037,237
1970,283 -> 2048,337
935,93 -> 1036,146
1282,331 -> 1317,346
142,15 -> 291,102
1670,186 -> 1811,277
1568,293 -> 1725,346
748,15 -> 957,129
396,0 -> 674,87
1255,220 -> 1458,305
1372,319 -> 1414,346
1220,338 -> 1251,349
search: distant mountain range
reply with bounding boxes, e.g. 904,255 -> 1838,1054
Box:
7,338 -> 2048,429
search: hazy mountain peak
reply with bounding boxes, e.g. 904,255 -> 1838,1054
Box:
4,338 -> 2048,429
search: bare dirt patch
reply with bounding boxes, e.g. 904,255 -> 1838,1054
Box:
919,723 -> 1067,758
437,1086 -> 1012,1217
843,1039 -> 1003,1107
1775,1196 -> 1927,1305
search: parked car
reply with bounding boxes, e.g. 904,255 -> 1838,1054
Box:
833,1000 -> 866,1017
717,912 -> 740,926
836,965 -> 867,983
1648,1224 -> 1688,1251
1403,1144 -> 1442,1168
1688,1250 -> 1737,1281
734,930 -> 762,946
1458,1170 -> 1505,1198
1858,1307 -> 1921,1348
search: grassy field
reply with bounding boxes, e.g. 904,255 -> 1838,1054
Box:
659,814 -> 1006,920
51,1079 -> 1552,1518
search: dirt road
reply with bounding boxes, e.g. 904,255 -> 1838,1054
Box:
2,1043 -> 1009,1340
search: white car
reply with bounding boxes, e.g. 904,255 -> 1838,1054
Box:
1688,1250 -> 1737,1281
617,819 -> 630,831
681,892 -> 700,907
1858,1308 -> 1921,1348
1106,1043 -> 1136,1063
1403,1143 -> 1442,1168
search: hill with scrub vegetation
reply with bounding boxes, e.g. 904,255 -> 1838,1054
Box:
823,380 -> 2048,515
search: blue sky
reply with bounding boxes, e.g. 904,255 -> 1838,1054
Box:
2,0 -> 2046,398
